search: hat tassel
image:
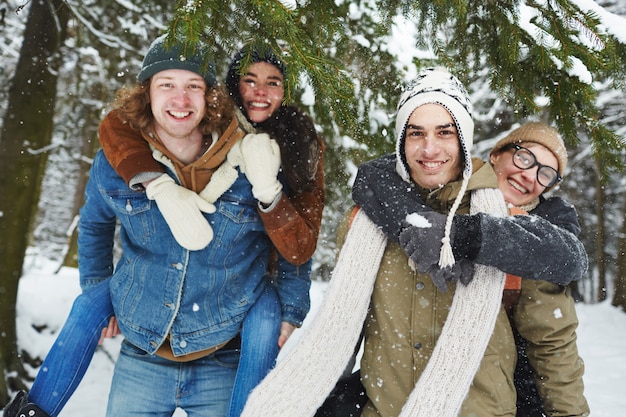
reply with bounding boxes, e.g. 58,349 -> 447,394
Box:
439,174 -> 470,268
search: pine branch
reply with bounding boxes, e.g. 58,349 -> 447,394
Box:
162,0 -> 626,175
165,0 -> 361,137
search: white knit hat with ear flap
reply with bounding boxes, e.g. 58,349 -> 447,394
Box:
394,67 -> 474,268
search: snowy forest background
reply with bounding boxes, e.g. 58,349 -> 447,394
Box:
0,0 -> 625,407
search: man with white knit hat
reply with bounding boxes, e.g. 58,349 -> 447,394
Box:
240,68 -> 587,417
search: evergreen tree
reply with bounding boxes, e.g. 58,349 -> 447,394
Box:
168,0 -> 626,164
167,1 -> 626,279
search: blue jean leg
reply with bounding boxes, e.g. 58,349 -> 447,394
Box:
227,284 -> 281,417
28,280 -> 113,417
105,340 -> 239,417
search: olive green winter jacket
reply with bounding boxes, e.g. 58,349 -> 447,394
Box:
340,158 -> 588,417
514,279 -> 589,416
339,160 -> 518,417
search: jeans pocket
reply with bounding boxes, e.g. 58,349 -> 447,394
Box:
120,339 -> 150,358
213,348 -> 240,368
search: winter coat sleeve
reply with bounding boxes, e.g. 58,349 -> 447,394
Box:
355,154 -> 588,285
452,196 -> 588,285
258,139 -> 325,265
529,196 -> 581,236
98,109 -> 165,189
77,151 -> 117,291
352,154 -> 428,241
513,279 -> 590,416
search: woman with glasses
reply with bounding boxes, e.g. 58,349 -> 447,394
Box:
488,121 -> 589,417
491,142 -> 563,202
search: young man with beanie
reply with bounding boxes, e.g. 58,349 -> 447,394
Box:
2,35 -> 311,417
324,119 -> 588,417
237,68 -> 587,417
324,121 -> 590,417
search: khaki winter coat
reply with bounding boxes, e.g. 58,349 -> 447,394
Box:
514,279 -> 590,416
338,160 -> 517,417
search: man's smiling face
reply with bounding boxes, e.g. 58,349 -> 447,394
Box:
149,69 -> 206,141
403,103 -> 462,189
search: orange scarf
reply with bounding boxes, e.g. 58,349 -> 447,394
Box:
144,117 -> 246,193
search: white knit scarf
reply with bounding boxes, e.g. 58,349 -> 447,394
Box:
241,187 -> 508,417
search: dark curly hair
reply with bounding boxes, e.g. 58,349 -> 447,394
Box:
226,45 -> 321,193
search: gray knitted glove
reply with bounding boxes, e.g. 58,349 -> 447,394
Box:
418,264 -> 450,292
431,259 -> 475,289
399,212 -> 447,266
399,212 -> 473,291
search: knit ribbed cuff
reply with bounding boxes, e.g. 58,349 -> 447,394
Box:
452,214 -> 482,261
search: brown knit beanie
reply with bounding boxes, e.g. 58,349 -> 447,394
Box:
490,122 -> 568,176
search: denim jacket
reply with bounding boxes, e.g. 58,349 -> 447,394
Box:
78,150 -> 310,356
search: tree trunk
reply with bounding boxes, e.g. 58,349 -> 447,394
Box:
0,0 -> 71,404
60,105 -> 103,269
613,199 -> 626,312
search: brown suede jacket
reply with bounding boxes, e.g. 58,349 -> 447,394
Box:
98,110 -> 325,265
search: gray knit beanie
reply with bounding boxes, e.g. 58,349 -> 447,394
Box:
137,35 -> 216,87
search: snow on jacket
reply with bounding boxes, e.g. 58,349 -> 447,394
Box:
339,160 -> 515,417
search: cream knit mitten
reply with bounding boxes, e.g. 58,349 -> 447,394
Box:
145,173 -> 216,250
239,133 -> 283,206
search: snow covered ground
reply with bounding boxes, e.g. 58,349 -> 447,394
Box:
10,256 -> 626,416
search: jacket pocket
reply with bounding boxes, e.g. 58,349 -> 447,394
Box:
462,352 -> 517,416
216,196 -> 260,224
104,188 -> 155,243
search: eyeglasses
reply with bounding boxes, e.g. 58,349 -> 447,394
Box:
503,144 -> 562,188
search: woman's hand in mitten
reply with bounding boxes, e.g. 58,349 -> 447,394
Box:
399,212 -> 464,291
239,133 -> 283,206
399,212 -> 448,267
146,174 -> 216,250
353,158 -> 427,241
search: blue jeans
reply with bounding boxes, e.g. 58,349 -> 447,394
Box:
106,340 -> 239,417
28,280 -> 113,417
227,284 -> 281,417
